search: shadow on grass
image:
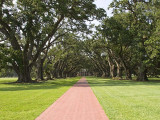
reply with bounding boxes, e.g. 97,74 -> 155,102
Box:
87,77 -> 160,87
0,79 -> 77,91
1,77 -> 159,91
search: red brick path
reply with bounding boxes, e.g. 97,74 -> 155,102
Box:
36,77 -> 109,120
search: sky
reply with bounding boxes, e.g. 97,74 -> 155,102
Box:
94,0 -> 113,17
91,0 -> 113,26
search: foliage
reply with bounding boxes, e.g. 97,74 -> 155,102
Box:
0,0 -> 105,82
0,69 -> 17,77
93,0 -> 160,80
44,33 -> 86,78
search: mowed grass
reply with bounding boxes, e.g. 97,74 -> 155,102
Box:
0,77 -> 80,120
87,77 -> 160,120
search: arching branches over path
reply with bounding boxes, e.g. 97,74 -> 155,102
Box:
0,0 -> 105,82
43,33 -> 87,79
83,0 -> 160,81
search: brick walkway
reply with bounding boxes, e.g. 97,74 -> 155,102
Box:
36,77 -> 109,120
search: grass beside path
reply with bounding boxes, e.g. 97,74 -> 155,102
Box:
0,77 -> 80,120
87,77 -> 160,120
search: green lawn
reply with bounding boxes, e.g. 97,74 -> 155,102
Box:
0,77 -> 80,120
87,77 -> 160,120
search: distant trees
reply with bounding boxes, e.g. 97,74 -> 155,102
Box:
83,35 -> 110,78
43,33 -> 86,79
0,69 -> 17,77
85,0 -> 160,80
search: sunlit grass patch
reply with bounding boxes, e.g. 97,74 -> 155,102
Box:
87,77 -> 160,120
0,77 -> 80,120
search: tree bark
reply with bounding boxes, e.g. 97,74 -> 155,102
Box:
15,64 -> 32,83
137,63 -> 148,81
46,71 -> 52,80
125,68 -> 132,80
17,71 -> 32,83
101,71 -> 109,78
119,56 -> 132,80
36,57 -> 45,80
108,56 -> 116,79
115,60 -> 122,80
12,52 -> 34,83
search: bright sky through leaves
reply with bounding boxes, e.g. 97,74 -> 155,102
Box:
92,0 -> 113,25
94,0 -> 113,17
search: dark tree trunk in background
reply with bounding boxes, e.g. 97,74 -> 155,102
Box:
117,66 -> 122,79
59,70 -> 63,78
115,60 -> 122,79
110,64 -> 116,78
36,57 -> 45,80
101,71 -> 109,78
137,43 -> 148,81
46,71 -> 52,80
108,57 -> 116,79
124,68 -> 132,80
137,63 -> 148,81
53,72 -> 58,78
101,71 -> 106,78
63,72 -> 67,78
119,56 -> 132,80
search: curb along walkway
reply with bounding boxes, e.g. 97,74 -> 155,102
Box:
36,77 -> 109,120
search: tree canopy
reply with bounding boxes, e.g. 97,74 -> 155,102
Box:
0,0 -> 159,82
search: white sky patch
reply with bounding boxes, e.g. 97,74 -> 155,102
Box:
13,0 -> 17,4
94,0 -> 113,17
92,0 -> 113,26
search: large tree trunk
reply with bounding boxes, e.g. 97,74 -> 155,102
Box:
137,40 -> 148,81
137,63 -> 148,81
15,64 -> 33,83
17,71 -> 32,83
12,54 -> 33,83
